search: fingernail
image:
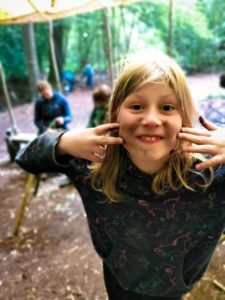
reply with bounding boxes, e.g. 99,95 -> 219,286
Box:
199,116 -> 206,125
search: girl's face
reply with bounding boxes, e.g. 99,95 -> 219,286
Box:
117,82 -> 182,174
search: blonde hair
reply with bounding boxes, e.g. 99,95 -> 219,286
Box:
36,80 -> 52,93
91,51 -> 214,202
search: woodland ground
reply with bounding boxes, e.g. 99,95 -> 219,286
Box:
0,74 -> 225,300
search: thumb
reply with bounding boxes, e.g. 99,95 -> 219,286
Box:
199,116 -> 218,131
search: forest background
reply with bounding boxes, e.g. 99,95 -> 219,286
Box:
0,1 -> 225,298
0,0 -> 225,110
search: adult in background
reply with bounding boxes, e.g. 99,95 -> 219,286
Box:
34,80 -> 73,134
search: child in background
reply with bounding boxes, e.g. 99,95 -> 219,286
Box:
16,51 -> 225,300
87,84 -> 111,128
60,84 -> 110,188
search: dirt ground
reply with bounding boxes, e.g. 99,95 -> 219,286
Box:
0,75 -> 225,300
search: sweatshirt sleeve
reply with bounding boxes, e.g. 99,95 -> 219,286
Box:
15,131 -> 72,174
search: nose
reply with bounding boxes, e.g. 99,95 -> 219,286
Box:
141,109 -> 162,126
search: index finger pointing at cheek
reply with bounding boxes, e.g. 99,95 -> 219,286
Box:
99,136 -> 123,146
95,123 -> 120,136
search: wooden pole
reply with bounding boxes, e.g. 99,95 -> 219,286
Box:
22,23 -> 40,102
0,62 -> 19,134
103,7 -> 114,88
13,174 -> 36,237
48,20 -> 62,92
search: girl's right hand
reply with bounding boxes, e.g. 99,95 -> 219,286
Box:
56,123 -> 123,162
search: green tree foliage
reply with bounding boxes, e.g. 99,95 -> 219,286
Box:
0,25 -> 26,78
63,10 -> 108,73
198,0 -> 225,65
172,0 -> 214,72
34,23 -> 50,77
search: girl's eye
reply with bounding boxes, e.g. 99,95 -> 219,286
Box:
161,104 -> 175,111
130,104 -> 143,110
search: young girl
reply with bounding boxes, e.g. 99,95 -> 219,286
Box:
16,52 -> 225,300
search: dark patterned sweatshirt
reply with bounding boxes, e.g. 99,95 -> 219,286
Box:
15,131 -> 225,297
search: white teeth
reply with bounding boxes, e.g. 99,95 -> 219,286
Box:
141,136 -> 160,141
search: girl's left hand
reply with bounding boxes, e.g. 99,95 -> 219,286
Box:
177,116 -> 225,170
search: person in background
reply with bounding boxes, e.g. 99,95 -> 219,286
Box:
87,84 -> 111,128
60,84 -> 111,188
62,70 -> 76,93
83,61 -> 94,89
16,51 -> 225,300
34,80 -> 73,134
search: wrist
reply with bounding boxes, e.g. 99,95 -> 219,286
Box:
56,131 -> 69,155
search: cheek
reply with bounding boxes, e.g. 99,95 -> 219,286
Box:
165,115 -> 182,133
169,118 -> 182,141
175,118 -> 182,133
117,113 -> 138,136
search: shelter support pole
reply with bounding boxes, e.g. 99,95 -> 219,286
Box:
0,62 -> 19,134
103,7 -> 113,88
13,174 -> 36,237
48,20 -> 62,92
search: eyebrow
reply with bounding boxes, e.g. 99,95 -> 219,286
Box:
159,94 -> 177,100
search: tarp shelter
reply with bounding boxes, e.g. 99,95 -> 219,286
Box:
0,0 -> 138,23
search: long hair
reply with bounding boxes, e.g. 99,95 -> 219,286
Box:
91,51 -> 214,202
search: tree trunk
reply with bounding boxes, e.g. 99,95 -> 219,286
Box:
22,23 -> 40,102
53,22 -> 64,73
167,0 -> 173,57
48,21 -> 62,92
48,21 -> 64,82
120,6 -> 138,55
103,8 -> 113,88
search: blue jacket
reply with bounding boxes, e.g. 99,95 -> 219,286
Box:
16,131 -> 225,297
34,91 -> 73,134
